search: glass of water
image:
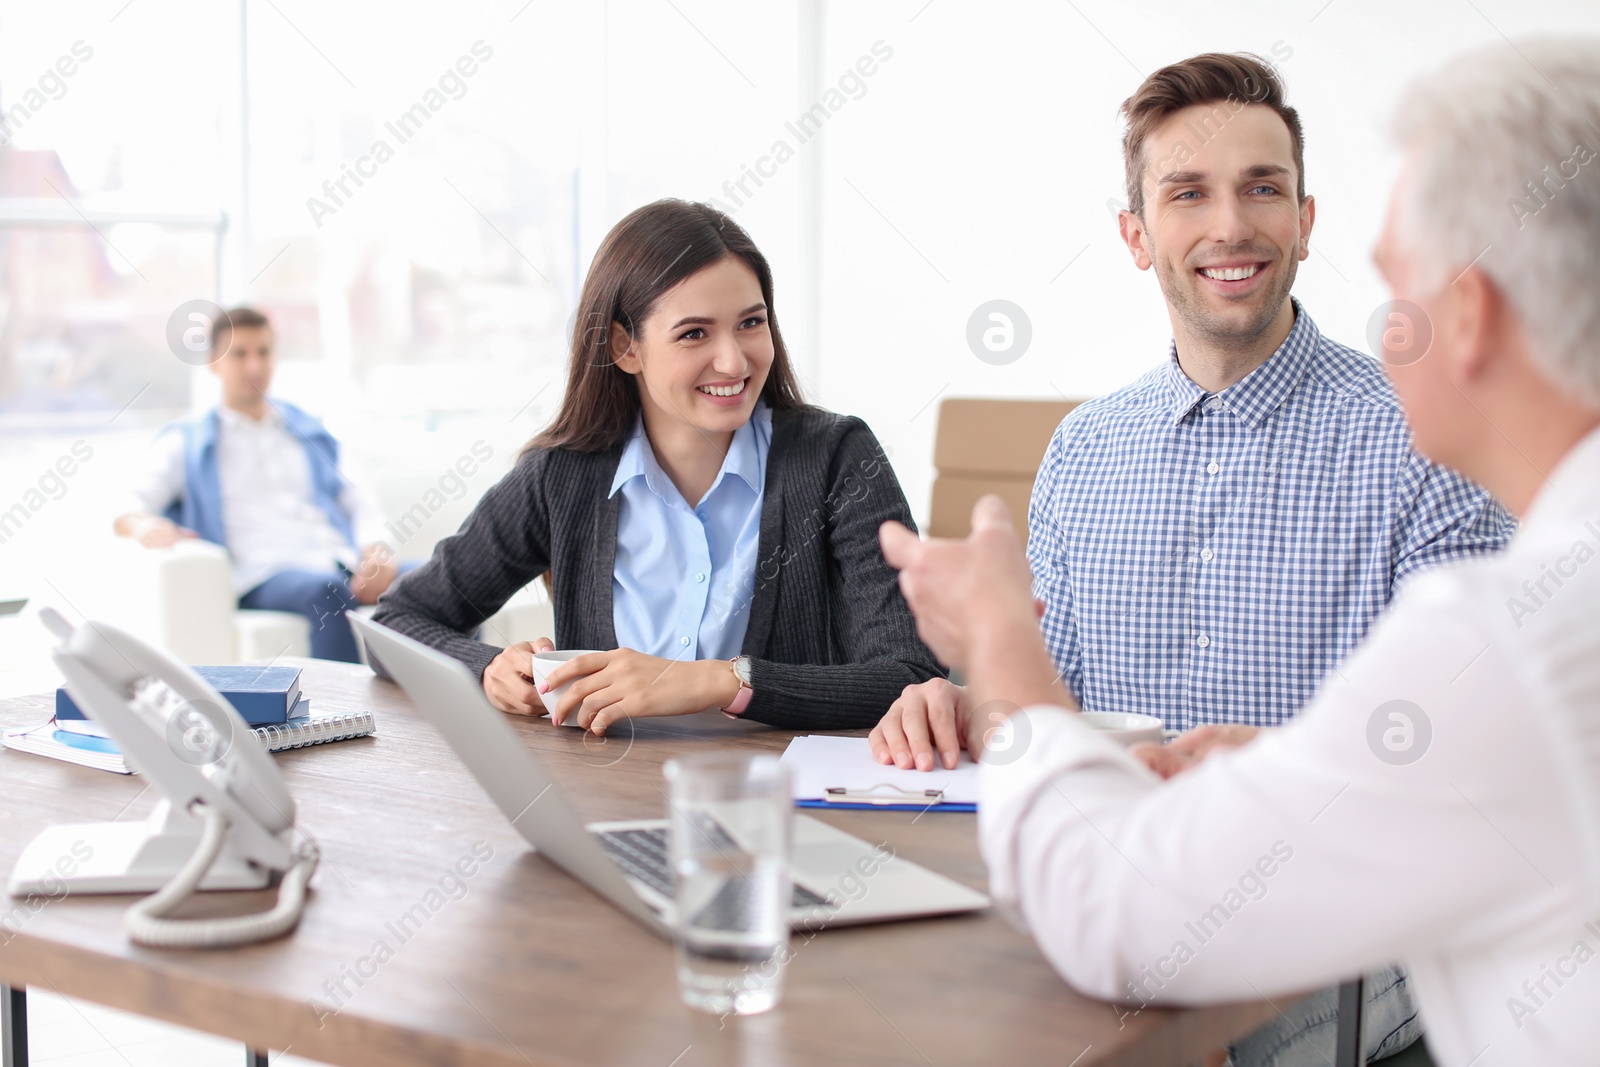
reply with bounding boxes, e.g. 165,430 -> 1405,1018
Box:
663,751 -> 792,1016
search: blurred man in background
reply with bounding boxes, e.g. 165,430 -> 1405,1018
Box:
115,306 -> 399,662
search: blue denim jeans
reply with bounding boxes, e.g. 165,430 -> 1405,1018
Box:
238,563 -> 418,663
1228,966 -> 1423,1067
239,569 -> 363,662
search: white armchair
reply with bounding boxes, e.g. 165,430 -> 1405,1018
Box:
70,539 -> 555,666
71,539 -> 309,663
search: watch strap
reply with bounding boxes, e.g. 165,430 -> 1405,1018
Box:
721,656 -> 754,716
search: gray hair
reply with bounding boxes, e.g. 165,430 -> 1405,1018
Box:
1391,38 -> 1600,405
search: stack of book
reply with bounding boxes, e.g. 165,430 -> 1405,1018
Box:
56,665 -> 309,727
2,665 -> 376,775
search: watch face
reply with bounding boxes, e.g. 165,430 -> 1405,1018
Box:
734,656 -> 753,686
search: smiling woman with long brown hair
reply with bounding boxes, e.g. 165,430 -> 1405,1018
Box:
373,199 -> 941,733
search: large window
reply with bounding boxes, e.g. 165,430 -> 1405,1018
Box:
0,1 -> 807,431
0,1 -> 233,421
0,2 -> 807,575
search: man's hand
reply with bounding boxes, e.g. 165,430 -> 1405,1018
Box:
879,496 -> 1065,721
871,678 -> 975,770
1129,724 -> 1264,779
482,637 -> 555,715
350,543 -> 399,605
116,514 -> 198,549
879,496 -> 1040,675
540,650 -> 740,735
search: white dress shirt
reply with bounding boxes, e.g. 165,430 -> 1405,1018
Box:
128,405 -> 390,594
980,427 -> 1600,1067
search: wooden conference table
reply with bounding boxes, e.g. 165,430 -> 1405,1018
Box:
0,658 -> 1294,1067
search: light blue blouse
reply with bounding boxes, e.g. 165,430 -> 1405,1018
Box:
608,402 -> 771,661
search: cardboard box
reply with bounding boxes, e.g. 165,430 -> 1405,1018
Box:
928,397 -> 1081,539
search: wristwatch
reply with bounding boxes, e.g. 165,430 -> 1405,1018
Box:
721,655 -> 754,716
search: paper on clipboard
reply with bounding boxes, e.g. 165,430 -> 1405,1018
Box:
779,735 -> 980,806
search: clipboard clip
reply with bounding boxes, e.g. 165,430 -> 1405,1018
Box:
822,784 -> 946,806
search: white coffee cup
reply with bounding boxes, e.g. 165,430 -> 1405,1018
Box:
529,649 -> 604,727
1080,711 -> 1164,747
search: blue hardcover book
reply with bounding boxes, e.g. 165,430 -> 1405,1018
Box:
55,665 -> 304,726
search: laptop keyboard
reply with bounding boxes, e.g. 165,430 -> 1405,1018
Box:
594,825 -> 829,910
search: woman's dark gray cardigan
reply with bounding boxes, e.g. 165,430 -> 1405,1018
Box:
371,406 -> 944,729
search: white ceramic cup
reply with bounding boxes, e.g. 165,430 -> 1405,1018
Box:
529,649 -> 604,726
1080,711 -> 1164,747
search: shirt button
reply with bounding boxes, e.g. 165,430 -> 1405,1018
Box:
1196,634 -> 1211,648
1206,461 -> 1220,475
1200,547 -> 1214,562
679,636 -> 690,647
695,573 -> 706,583
1205,396 -> 1224,412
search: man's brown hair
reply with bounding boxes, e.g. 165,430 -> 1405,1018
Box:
1119,52 -> 1305,218
209,306 -> 271,353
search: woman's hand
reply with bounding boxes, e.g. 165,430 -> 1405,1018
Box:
482,637 -> 556,715
540,650 -> 740,735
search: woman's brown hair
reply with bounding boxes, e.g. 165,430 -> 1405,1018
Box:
528,199 -> 805,454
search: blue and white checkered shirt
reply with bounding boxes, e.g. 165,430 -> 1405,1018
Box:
1027,300 -> 1515,730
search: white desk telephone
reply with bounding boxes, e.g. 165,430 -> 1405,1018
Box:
6,608 -> 319,948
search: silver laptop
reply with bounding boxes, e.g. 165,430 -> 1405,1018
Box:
349,614 -> 989,936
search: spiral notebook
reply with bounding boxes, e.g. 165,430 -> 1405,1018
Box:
3,710 -> 377,775
254,710 -> 377,752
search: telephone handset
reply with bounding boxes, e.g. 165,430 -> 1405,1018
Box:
6,608 -> 319,948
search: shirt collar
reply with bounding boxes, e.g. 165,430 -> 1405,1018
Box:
609,421 -> 652,498
719,403 -> 767,495
1163,298 -> 1319,430
608,402 -> 768,502
1521,422 -> 1600,534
